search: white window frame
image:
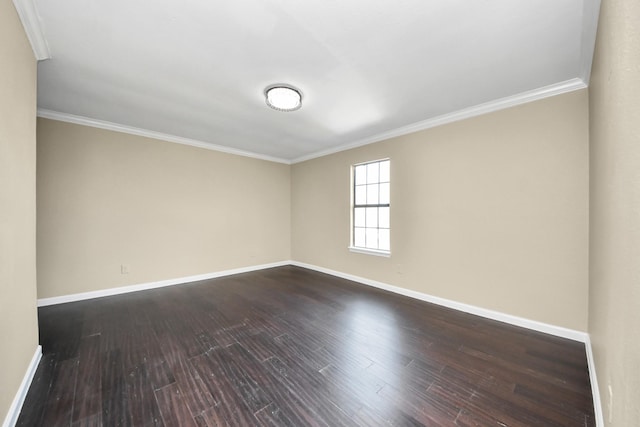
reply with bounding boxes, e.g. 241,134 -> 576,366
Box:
349,158 -> 391,257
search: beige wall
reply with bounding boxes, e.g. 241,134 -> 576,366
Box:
37,119 -> 291,298
589,0 -> 640,424
17,0 -> 640,421
0,0 -> 39,422
292,90 -> 589,331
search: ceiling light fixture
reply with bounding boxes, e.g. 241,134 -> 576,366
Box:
265,84 -> 302,112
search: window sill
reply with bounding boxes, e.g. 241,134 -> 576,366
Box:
348,246 -> 391,257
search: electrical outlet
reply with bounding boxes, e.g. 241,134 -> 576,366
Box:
121,264 -> 129,274
608,384 -> 613,423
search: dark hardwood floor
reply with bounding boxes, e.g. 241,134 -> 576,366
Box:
17,266 -> 594,426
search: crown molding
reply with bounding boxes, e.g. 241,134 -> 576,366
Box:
39,78 -> 587,166
579,0 -> 602,84
12,0 -> 50,60
291,78 -> 587,164
36,109 -> 291,165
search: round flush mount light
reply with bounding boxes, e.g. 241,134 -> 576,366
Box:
264,84 -> 302,112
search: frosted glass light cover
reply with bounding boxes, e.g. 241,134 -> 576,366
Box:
265,85 -> 302,111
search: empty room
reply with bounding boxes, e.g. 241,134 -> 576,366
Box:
2,0 -> 638,426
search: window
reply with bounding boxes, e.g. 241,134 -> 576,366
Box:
351,159 -> 390,255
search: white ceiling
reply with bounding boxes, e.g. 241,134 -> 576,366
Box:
26,0 -> 600,163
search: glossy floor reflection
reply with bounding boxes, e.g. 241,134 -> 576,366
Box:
18,266 -> 594,426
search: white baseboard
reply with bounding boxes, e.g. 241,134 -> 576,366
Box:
37,261 -> 290,307
33,261 -> 602,424
2,345 -> 42,427
291,261 -> 603,424
38,260 -> 585,342
290,261 -> 588,343
585,335 -> 604,426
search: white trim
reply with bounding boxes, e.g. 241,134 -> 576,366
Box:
37,261 -> 290,306
291,79 -> 587,164
2,346 -> 42,427
36,109 -> 291,165
580,0 -> 602,84
38,80 -> 586,166
348,246 -> 391,258
34,261 -> 601,423
12,0 -> 50,61
290,261 -> 588,342
585,335 -> 604,426
36,260 -> 590,342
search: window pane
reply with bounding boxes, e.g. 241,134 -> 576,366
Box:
355,165 -> 367,185
366,183 -> 379,204
354,207 -> 366,227
379,207 -> 390,228
379,229 -> 390,251
379,183 -> 390,204
366,207 -> 378,227
351,159 -> 391,254
366,162 -> 379,184
366,228 -> 378,249
354,228 -> 366,247
355,185 -> 366,205
379,160 -> 390,183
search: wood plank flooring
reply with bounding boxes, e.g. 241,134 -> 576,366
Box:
17,266 -> 595,426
